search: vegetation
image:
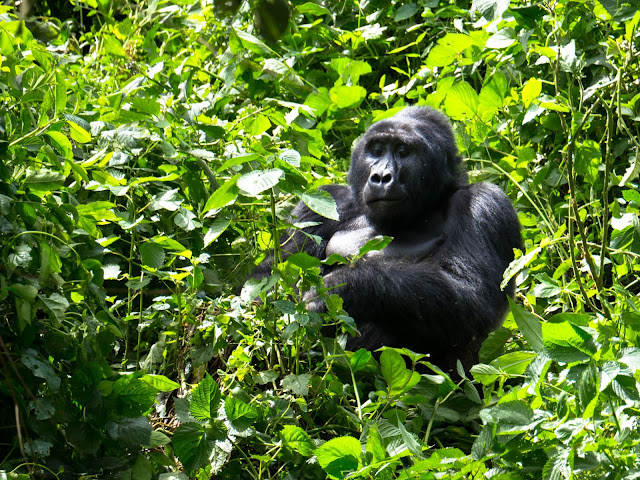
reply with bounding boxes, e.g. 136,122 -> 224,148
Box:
1,0 -> 640,478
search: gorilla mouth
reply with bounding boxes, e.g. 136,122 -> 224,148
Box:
367,197 -> 405,205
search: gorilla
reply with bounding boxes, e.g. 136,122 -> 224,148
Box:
256,107 -> 522,372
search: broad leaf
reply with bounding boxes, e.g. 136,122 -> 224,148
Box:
237,169 -> 284,197
316,436 -> 362,480
191,374 -> 222,421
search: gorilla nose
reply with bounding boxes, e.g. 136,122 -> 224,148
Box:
369,171 -> 394,186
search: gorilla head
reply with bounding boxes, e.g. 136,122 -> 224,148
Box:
348,107 -> 464,228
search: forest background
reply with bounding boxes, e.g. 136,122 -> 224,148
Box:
1,0 -> 640,478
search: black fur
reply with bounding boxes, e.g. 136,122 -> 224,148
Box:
256,107 -> 522,372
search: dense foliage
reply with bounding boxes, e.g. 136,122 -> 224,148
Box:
1,0 -> 640,478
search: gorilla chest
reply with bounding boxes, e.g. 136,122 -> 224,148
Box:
326,218 -> 445,260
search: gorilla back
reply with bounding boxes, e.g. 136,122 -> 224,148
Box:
256,107 -> 522,372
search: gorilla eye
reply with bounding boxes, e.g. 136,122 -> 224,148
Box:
396,145 -> 411,158
370,143 -> 384,157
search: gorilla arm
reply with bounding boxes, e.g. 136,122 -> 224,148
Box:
253,184 -> 360,278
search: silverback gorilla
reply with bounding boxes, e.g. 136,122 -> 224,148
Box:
256,107 -> 522,372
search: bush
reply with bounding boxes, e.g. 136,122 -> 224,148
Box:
1,0 -> 639,478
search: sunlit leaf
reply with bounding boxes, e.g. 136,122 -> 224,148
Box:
281,425 -> 315,456
204,175 -> 240,211
297,189 -> 339,220
204,213 -> 232,248
329,85 -> 367,109
443,81 -> 478,120
316,436 -> 362,480
191,374 -> 222,421
237,169 -> 284,196
508,297 -> 543,352
380,349 -> 420,396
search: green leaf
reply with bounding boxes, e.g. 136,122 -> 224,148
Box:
140,242 -> 165,269
24,167 -> 66,192
67,119 -> 91,143
113,377 -> 158,415
234,29 -> 270,54
55,71 -> 67,114
365,426 -> 386,464
158,474 -> 189,480
509,297 -> 544,352
103,35 -> 127,57
521,77 -> 542,109
350,349 -> 372,373
281,425 -> 315,456
224,396 -> 258,431
425,33 -> 473,68
298,189 -> 339,220
237,169 -> 284,197
577,362 -> 599,417
296,2 -> 330,15
329,85 -> 367,109
380,349 -> 420,396
140,374 -> 180,392
44,130 -> 73,159
575,140 -> 602,182
274,300 -> 297,314
532,273 -> 561,298
329,59 -> 372,84
204,174 -> 240,211
191,373 -> 222,421
316,436 -> 362,480
132,455 -> 152,480
131,96 -> 161,116
106,417 -> 153,446
471,425 -> 493,461
490,351 -> 537,375
478,72 -> 508,117
174,207 -> 201,231
479,401 -> 534,435
282,373 -> 311,396
305,88 -> 332,116
253,370 -> 279,385
486,27 -> 516,49
152,189 -> 183,211
543,448 -> 573,480
280,148 -> 301,167
244,114 -> 271,136
542,322 -> 598,362
148,431 -> 171,448
397,421 -> 423,458
472,0 -> 510,20
172,423 -> 215,471
204,213 -> 232,248
158,472 -> 189,480
21,348 -> 61,391
358,235 -> 392,256
470,363 -> 502,385
65,422 -> 101,455
240,275 -> 279,302
560,39 -> 581,72
394,3 -> 419,21
444,81 -> 479,120
39,292 -> 69,325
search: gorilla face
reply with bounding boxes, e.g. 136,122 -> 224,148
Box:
358,134 -> 418,225
349,108 -> 462,227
